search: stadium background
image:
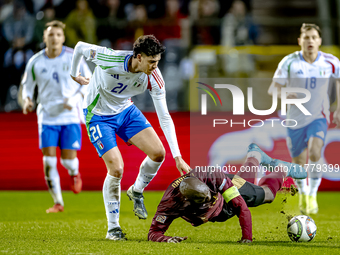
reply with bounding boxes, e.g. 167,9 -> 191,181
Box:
0,0 -> 340,191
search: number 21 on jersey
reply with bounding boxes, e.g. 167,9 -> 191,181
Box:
90,124 -> 103,141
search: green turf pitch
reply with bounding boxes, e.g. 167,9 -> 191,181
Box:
1,191 -> 339,255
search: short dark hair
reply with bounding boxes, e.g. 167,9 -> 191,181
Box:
45,20 -> 66,31
133,35 -> 165,58
300,23 -> 321,37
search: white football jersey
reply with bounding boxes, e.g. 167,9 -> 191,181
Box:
70,42 -> 181,158
273,51 -> 340,129
71,43 -> 165,116
22,46 -> 92,125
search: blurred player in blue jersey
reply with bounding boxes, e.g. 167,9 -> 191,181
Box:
268,23 -> 340,214
22,21 -> 92,213
70,35 -> 191,240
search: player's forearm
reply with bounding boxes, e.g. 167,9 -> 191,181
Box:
70,41 -> 91,77
232,196 -> 252,240
268,81 -> 283,98
152,97 -> 181,158
336,79 -> 340,110
148,230 -> 172,242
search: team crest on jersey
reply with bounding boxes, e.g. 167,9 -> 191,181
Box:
63,63 -> 69,71
97,140 -> 104,150
156,215 -> 167,223
90,49 -> 96,59
41,68 -> 47,73
319,68 -> 326,76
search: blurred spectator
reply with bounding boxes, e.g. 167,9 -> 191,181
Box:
34,2 -> 56,50
221,0 -> 258,46
96,0 -> 127,48
190,0 -> 221,45
221,0 -> 257,75
64,0 -> 96,47
0,0 -> 14,23
1,0 -> 35,107
31,0 -> 63,14
144,0 -> 188,44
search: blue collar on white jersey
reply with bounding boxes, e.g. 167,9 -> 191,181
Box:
124,54 -> 132,72
43,46 -> 66,59
299,51 -> 321,63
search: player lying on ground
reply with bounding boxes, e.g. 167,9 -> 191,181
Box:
70,35 -> 191,240
148,143 -> 307,243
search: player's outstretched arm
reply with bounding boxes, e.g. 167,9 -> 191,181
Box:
221,185 -> 253,242
231,196 -> 253,242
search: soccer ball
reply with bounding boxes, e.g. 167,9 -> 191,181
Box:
287,215 -> 317,242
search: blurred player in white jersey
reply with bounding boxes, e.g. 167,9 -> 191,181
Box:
70,35 -> 191,240
22,21 -> 92,213
268,23 -> 340,214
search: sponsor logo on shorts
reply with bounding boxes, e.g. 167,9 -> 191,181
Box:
145,119 -> 150,125
97,140 -> 104,150
156,215 -> 167,223
90,50 -> 96,59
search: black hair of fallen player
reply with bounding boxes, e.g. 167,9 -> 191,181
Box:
133,35 -> 166,58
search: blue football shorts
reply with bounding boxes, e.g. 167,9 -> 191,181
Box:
286,118 -> 328,158
39,123 -> 82,150
84,104 -> 152,157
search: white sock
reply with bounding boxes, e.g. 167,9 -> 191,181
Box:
308,158 -> 323,196
61,158 -> 79,176
103,173 -> 121,231
295,178 -> 308,195
43,156 -> 64,206
134,156 -> 163,193
309,178 -> 321,197
255,165 -> 266,185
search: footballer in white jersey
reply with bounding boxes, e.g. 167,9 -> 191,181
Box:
22,21 -> 92,214
70,35 -> 191,240
268,24 -> 340,215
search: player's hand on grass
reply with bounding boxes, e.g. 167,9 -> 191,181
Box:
167,236 -> 187,243
333,108 -> 340,128
174,156 -> 191,175
23,97 -> 34,114
71,73 -> 90,85
237,238 -> 252,243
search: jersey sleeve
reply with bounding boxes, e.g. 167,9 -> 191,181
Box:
148,189 -> 181,242
273,55 -> 291,86
78,58 -> 92,96
214,172 -> 252,241
71,41 -> 126,77
150,69 -> 181,158
21,56 -> 37,100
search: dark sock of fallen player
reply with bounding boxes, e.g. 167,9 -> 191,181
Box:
258,171 -> 285,198
236,157 -> 259,184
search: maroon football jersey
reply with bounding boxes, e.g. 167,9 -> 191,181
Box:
148,170 -> 252,242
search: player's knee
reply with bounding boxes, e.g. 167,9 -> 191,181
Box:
107,166 -> 124,178
149,148 -> 165,162
309,149 -> 321,162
